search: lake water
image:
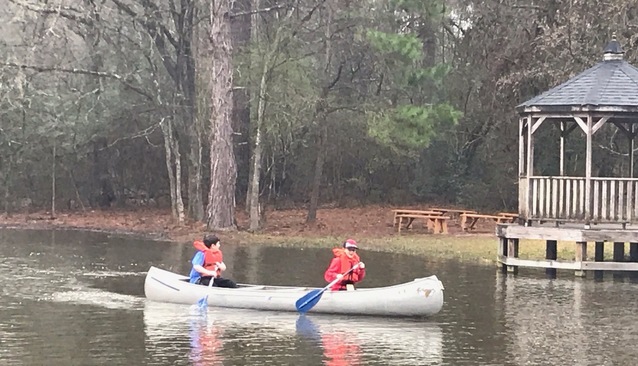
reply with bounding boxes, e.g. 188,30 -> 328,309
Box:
2,228 -> 638,365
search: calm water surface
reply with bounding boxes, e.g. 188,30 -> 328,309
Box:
2,228 -> 638,365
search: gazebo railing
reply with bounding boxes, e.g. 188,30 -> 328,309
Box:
521,176 -> 638,223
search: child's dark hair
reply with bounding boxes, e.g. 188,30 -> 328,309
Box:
203,234 -> 220,248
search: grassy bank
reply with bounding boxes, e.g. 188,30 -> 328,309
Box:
222,232 -> 614,264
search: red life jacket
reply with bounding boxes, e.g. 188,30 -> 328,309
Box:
193,240 -> 223,277
332,248 -> 363,283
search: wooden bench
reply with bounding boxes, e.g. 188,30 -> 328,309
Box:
460,213 -> 513,231
392,209 -> 442,229
430,208 -> 478,220
395,213 -> 450,234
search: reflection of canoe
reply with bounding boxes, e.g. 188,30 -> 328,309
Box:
144,266 -> 444,317
143,302 -> 444,365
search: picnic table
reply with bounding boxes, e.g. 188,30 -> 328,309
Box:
391,209 -> 449,234
429,208 -> 478,220
460,212 -> 519,231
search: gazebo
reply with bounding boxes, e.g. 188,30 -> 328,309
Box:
516,36 -> 638,226
498,37 -> 638,278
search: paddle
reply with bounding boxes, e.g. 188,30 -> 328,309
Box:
197,266 -> 218,309
295,263 -> 360,314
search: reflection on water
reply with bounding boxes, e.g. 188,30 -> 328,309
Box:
296,316 -> 362,366
295,314 -> 444,366
143,302 -> 443,366
496,272 -> 638,366
188,312 -> 224,366
4,228 -> 638,365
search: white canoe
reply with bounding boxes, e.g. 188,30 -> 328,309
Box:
144,266 -> 444,317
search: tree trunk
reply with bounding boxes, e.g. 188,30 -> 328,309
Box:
51,140 -> 56,218
187,127 -> 204,221
232,0 -> 253,213
248,60 -> 268,230
183,91 -> 204,222
307,2 -> 333,223
206,0 -> 237,230
161,121 -> 178,219
64,164 -> 86,211
171,124 -> 186,223
2,162 -> 8,215
185,83 -> 205,223
247,8 -> 295,230
245,0 -> 262,214
181,0 -> 205,222
306,118 -> 327,223
160,118 -> 185,222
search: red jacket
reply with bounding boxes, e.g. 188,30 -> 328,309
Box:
324,248 -> 365,291
193,240 -> 223,277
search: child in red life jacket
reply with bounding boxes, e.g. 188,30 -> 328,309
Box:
189,234 -> 238,288
323,239 -> 365,291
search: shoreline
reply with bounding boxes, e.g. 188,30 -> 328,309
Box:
3,219 -> 613,267
0,207 -> 503,263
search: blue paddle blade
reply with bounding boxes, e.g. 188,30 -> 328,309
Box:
197,295 -> 208,309
295,289 -> 324,313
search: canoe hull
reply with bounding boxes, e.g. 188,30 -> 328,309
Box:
144,266 -> 444,317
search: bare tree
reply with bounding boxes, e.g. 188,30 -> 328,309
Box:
207,0 -> 237,230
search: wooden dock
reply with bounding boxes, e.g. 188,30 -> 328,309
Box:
497,223 -> 638,278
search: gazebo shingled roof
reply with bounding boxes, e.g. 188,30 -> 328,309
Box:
517,37 -> 638,112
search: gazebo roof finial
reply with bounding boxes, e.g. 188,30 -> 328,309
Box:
603,33 -> 624,61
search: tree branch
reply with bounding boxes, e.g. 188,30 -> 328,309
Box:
326,63 -> 343,90
8,0 -> 93,26
443,19 -> 462,39
1,62 -> 155,102
511,4 -> 543,11
111,0 -> 178,80
105,121 -> 162,149
291,0 -> 326,38
229,4 -> 287,18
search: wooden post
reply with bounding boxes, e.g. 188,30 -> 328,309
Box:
632,125 -> 636,223
519,117 -> 527,219
630,242 -> 638,262
594,241 -> 604,280
630,242 -> 638,281
507,238 -> 519,274
519,117 -> 525,176
631,125 -> 635,179
613,242 -> 625,261
498,236 -> 507,273
585,115 -> 593,224
575,241 -> 587,277
526,116 -> 534,219
546,239 -> 557,278
560,121 -> 565,176
613,242 -> 625,280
